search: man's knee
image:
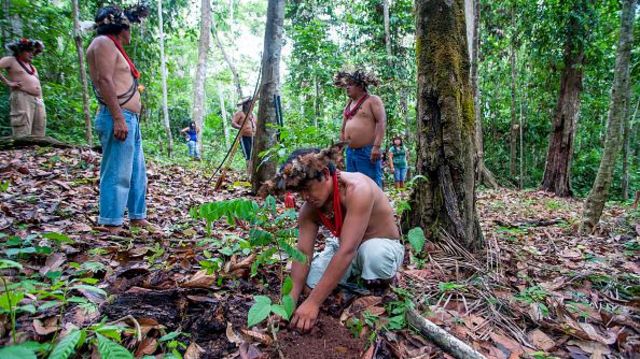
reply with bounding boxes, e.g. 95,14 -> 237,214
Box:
358,240 -> 404,280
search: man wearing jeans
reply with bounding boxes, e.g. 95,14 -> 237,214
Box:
335,70 -> 386,188
86,5 -> 150,232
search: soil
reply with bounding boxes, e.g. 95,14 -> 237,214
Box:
273,315 -> 366,359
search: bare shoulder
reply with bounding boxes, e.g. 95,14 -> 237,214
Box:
343,172 -> 375,203
367,95 -> 383,105
0,56 -> 15,68
88,36 -> 114,53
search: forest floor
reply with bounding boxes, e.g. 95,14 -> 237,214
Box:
0,146 -> 638,359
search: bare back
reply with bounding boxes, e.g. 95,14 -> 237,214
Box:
0,56 -> 42,97
86,36 -> 141,114
342,96 -> 383,148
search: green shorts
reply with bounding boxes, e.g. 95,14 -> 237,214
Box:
306,237 -> 405,288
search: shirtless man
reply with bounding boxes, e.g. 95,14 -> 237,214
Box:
335,70 -> 386,187
86,5 -> 150,231
0,39 -> 46,137
231,97 -> 256,170
260,144 -> 404,331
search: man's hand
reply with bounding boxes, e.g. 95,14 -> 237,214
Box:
370,146 -> 381,162
113,117 -> 129,141
8,81 -> 21,90
290,299 -> 319,332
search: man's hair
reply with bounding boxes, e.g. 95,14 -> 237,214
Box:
333,69 -> 380,92
6,39 -> 44,57
95,4 -> 149,36
280,148 -> 336,181
242,100 -> 251,114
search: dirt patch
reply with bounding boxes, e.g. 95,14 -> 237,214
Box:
274,315 -> 366,359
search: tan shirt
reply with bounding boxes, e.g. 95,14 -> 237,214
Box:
0,56 -> 42,97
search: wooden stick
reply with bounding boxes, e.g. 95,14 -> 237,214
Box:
407,308 -> 486,359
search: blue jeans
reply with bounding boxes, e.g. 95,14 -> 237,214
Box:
95,107 -> 147,226
187,140 -> 200,158
394,167 -> 407,182
241,136 -> 253,160
346,145 -> 382,187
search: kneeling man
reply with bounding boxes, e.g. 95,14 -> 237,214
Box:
260,144 -> 404,332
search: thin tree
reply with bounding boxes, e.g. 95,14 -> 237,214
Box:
509,5 -> 518,181
621,99 -> 638,200
158,0 -> 174,156
251,0 -> 285,191
581,0 -> 637,233
541,0 -> 590,196
192,0 -> 212,156
218,88 -> 230,148
383,0 -> 392,67
409,0 -> 483,250
72,0 -> 92,147
212,23 -> 243,100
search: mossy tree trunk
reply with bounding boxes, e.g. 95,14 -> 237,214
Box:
251,0 -> 284,192
541,0 -> 590,197
72,0 -> 93,147
581,0 -> 637,233
409,0 -> 483,251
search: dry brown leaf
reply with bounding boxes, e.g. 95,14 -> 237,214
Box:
239,342 -> 265,359
33,318 -> 58,336
226,322 -> 243,345
567,339 -> 611,359
240,328 -> 273,345
528,329 -> 555,351
128,246 -> 150,257
182,270 -> 217,288
39,252 -> 66,276
134,338 -> 157,357
490,332 -> 524,359
184,342 -> 205,359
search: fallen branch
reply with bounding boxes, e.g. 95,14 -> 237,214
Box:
407,308 -> 486,359
493,218 -> 564,228
0,135 -> 80,150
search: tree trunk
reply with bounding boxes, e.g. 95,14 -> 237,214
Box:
409,0 -> 484,251
192,0 -> 212,156
218,89 -> 230,148
158,0 -> 174,157
468,0 -> 497,189
72,0 -> 93,147
383,0 -> 392,67
541,0 -> 588,197
621,100 -> 638,201
509,10 -> 518,180
581,0 -> 637,233
212,23 -> 243,101
251,0 -> 285,192
313,75 -> 319,127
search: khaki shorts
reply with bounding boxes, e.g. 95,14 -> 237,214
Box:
306,237 -> 405,288
10,91 -> 47,137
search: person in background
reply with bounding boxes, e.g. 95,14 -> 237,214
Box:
0,38 -> 46,137
180,121 -> 201,160
232,97 -> 256,172
388,136 -> 408,189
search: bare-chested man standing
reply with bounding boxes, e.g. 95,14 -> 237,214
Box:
86,5 -> 151,231
0,39 -> 46,137
260,144 -> 404,331
231,97 -> 256,171
335,70 -> 386,187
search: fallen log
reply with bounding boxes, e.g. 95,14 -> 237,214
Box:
0,135 -> 79,150
407,307 -> 486,359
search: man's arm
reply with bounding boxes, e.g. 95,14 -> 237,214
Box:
231,112 -> 243,129
339,100 -> 349,141
370,97 -> 387,161
388,151 -> 394,170
180,127 -> 189,133
92,39 -> 128,141
290,204 -> 319,303
291,185 -> 374,331
0,57 -> 20,90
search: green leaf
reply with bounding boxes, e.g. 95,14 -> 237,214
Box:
96,333 -> 133,359
278,239 -> 307,264
281,276 -> 293,296
0,345 -> 37,359
0,259 -> 23,270
247,295 -> 272,327
48,329 -> 82,359
158,331 -> 181,342
0,292 -> 24,312
271,304 -> 288,319
407,227 -> 426,254
249,229 -> 274,246
282,294 -> 296,319
43,232 -> 73,244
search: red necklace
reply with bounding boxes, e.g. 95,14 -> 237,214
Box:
16,58 -> 35,76
343,94 -> 369,120
317,171 -> 344,237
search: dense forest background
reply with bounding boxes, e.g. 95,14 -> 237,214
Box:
0,0 -> 638,199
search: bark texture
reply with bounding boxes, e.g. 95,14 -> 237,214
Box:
72,0 -> 93,147
192,0 -> 212,156
251,0 -> 285,191
621,100 -> 638,200
581,0 -> 637,233
509,13 -> 518,180
409,0 -> 483,251
158,0 -> 174,157
541,0 -> 589,197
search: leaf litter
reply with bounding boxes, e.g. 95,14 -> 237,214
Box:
0,147 -> 638,358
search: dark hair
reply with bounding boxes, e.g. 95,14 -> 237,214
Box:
242,100 -> 252,114
280,148 -> 336,189
95,4 -> 148,36
6,39 -> 44,57
392,136 -> 403,146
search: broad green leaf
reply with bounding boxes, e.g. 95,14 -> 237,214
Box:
271,304 -> 288,319
0,345 -> 37,359
282,294 -> 296,319
158,331 -> 181,342
72,285 -> 108,298
43,232 -> 73,244
0,292 -> 24,312
407,227 -> 426,254
249,229 -> 274,246
247,295 -> 272,327
278,239 -> 307,264
281,276 -> 293,296
96,333 -> 133,359
48,329 -> 82,359
0,259 -> 23,270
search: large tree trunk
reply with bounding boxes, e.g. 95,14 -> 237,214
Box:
72,0 -> 93,147
621,100 -> 638,200
218,89 -> 230,148
212,24 -> 243,101
251,0 -> 285,192
192,0 -> 212,156
158,0 -> 174,157
467,0 -> 497,189
581,0 -> 637,233
409,0 -> 483,251
509,11 -> 518,181
541,0 -> 588,197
